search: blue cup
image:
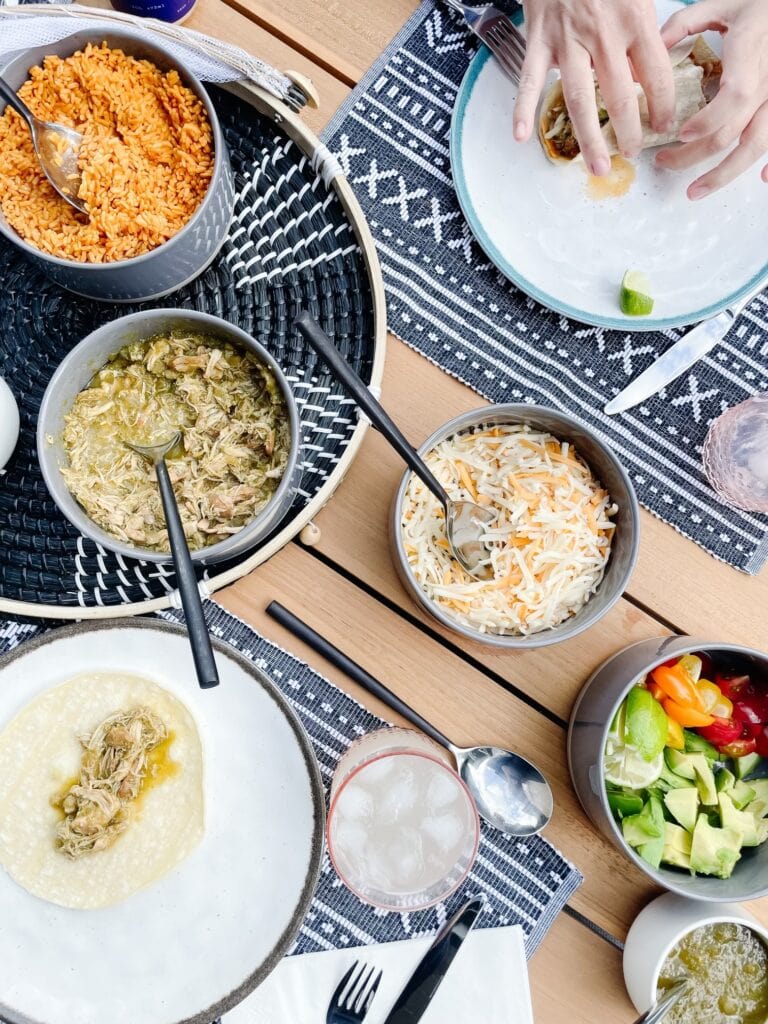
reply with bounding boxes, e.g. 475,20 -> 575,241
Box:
109,0 -> 197,24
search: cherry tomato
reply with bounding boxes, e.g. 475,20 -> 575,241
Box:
757,727 -> 768,758
716,674 -> 753,701
742,721 -> 764,739
652,665 -> 706,711
720,738 -> 758,759
698,718 -> 743,749
697,680 -> 733,719
662,698 -> 715,728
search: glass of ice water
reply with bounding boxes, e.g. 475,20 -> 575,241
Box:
702,395 -> 768,513
327,728 -> 480,910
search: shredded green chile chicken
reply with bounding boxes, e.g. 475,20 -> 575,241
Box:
56,708 -> 167,859
60,333 -> 291,551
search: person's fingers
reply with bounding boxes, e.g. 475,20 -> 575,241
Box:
593,50 -> 643,157
660,0 -> 728,48
655,115 -> 746,170
629,27 -> 676,133
677,74 -> 758,143
560,45 -> 611,174
513,39 -> 552,142
686,103 -> 768,198
763,163 -> 768,184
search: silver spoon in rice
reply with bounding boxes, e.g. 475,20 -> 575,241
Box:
295,312 -> 496,580
125,432 -> 219,690
0,75 -> 87,214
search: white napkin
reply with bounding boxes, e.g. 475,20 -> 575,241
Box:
225,926 -> 532,1024
0,6 -> 293,98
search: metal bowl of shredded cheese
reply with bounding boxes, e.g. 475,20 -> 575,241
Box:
392,405 -> 640,648
37,309 -> 301,565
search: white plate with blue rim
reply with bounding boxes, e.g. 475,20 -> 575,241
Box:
450,0 -> 767,331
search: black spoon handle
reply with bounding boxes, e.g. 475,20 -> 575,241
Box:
156,460 -> 219,689
0,76 -> 34,128
267,600 -> 451,749
294,311 -> 450,507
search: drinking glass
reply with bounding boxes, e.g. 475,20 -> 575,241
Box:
702,395 -> 768,513
327,728 -> 480,911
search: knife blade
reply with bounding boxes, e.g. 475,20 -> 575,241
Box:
604,285 -> 764,416
382,895 -> 484,1023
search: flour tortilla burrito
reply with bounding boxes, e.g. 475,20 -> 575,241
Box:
539,36 -> 722,163
0,671 -> 204,909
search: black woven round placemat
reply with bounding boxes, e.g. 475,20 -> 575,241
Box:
0,84 -> 374,611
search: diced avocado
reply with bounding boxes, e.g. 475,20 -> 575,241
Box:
622,795 -> 664,848
734,752 -> 763,779
716,768 -> 736,794
607,790 -> 645,818
666,749 -> 698,780
638,834 -> 665,869
747,779 -> 768,805
662,822 -> 692,869
666,750 -> 718,804
690,813 -> 743,879
732,779 -> 757,810
718,793 -> 760,847
664,787 -> 699,834
654,762 -> 694,791
750,799 -> 768,819
683,730 -> 718,762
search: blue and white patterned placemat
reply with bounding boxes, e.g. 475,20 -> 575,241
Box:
322,0 -> 768,574
0,605 -> 582,962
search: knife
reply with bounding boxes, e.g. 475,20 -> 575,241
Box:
604,284 -> 765,416
382,895 -> 484,1023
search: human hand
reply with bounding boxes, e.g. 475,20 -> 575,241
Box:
656,0 -> 768,198
513,0 -> 676,175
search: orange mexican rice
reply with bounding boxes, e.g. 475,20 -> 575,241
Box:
0,43 -> 214,263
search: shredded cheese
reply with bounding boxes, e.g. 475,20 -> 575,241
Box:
400,424 -> 618,637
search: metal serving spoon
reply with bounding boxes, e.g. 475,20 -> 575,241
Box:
632,979 -> 689,1024
267,601 -> 554,836
126,432 -> 219,690
295,311 -> 495,580
0,75 -> 86,214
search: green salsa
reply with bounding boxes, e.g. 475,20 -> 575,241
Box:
659,922 -> 768,1024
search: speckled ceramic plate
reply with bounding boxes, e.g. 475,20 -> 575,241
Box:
451,0 -> 767,331
0,620 -> 324,1024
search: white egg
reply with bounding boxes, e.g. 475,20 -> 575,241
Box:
0,377 -> 20,472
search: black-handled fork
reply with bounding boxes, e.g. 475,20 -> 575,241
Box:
327,961 -> 383,1024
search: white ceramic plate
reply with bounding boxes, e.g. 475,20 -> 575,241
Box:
0,620 -> 324,1024
451,0 -> 768,331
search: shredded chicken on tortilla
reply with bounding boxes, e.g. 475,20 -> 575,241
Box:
56,708 -> 168,859
60,333 -> 291,551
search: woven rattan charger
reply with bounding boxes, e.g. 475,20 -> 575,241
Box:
0,4 -> 386,621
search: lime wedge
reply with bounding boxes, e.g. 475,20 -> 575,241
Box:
604,736 -> 664,789
620,270 -> 654,317
625,686 -> 668,761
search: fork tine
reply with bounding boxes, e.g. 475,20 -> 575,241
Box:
330,960 -> 360,1009
360,970 -> 383,1017
486,29 -> 524,77
347,964 -> 375,1011
487,25 -> 525,69
484,35 -> 520,83
493,19 -> 527,57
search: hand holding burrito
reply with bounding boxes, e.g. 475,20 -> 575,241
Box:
513,0 -> 676,175
656,0 -> 768,198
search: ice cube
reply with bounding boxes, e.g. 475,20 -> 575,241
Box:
364,845 -> 393,891
421,813 -> 466,854
426,768 -> 461,811
339,784 -> 374,822
385,827 -> 424,890
376,765 -> 418,825
361,755 -> 396,785
331,819 -> 368,873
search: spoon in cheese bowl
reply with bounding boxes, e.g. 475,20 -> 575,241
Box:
125,432 -> 219,690
295,312 -> 496,579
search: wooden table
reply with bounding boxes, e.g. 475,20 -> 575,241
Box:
119,0 -> 768,1017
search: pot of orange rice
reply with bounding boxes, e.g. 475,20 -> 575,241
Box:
0,28 -> 235,302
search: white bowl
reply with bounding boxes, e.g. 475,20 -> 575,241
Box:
623,892 -> 768,1014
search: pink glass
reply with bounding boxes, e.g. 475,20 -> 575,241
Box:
327,728 -> 480,911
703,395 -> 768,513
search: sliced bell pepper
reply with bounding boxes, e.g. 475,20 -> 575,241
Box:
648,681 -> 665,703
665,717 -> 685,750
697,680 -> 733,720
662,698 -> 715,728
651,665 -> 707,712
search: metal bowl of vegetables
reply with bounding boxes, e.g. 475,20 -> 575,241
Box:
390,404 -> 640,649
37,309 -> 301,565
568,638 -> 768,902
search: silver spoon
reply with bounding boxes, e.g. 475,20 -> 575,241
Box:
632,979 -> 689,1024
267,601 -> 554,836
0,75 -> 86,214
295,311 -> 496,580
126,432 -> 219,690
